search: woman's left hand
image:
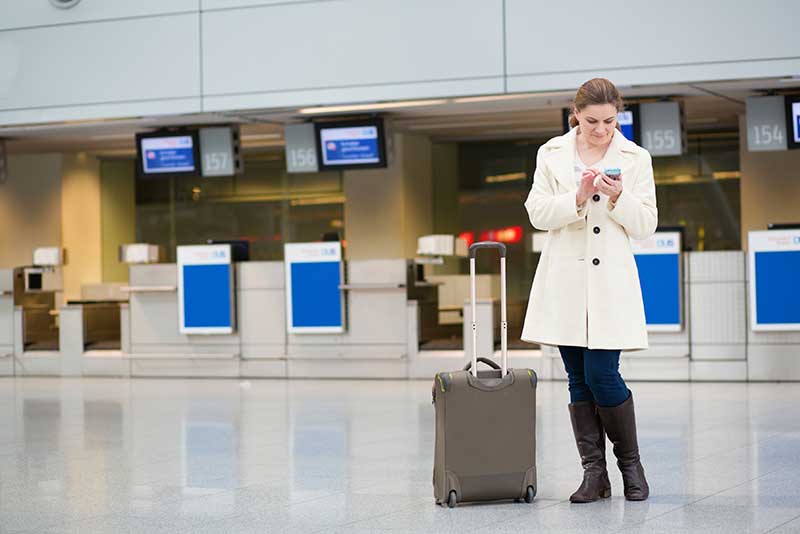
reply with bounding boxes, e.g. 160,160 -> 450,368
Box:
595,173 -> 623,203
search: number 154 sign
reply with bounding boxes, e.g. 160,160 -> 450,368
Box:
746,96 -> 788,152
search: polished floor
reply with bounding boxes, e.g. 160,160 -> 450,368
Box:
1,378 -> 799,533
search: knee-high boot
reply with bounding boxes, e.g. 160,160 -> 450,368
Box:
596,393 -> 649,501
568,400 -> 611,503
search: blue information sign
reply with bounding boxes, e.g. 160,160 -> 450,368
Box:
631,232 -> 682,332
290,262 -> 343,328
284,242 -> 345,334
748,230 -> 800,331
182,264 -> 232,328
177,244 -> 234,334
754,251 -> 800,324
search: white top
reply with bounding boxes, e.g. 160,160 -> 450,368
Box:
574,148 -> 607,187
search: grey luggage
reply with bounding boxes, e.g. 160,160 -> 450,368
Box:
432,241 -> 537,507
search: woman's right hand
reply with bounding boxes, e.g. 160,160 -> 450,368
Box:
576,169 -> 599,207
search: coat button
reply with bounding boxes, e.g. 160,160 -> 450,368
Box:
592,194 -> 600,202
592,258 -> 600,266
593,226 -> 600,234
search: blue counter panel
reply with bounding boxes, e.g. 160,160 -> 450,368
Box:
290,262 -> 343,328
755,250 -> 800,324
182,264 -> 232,329
634,253 -> 681,325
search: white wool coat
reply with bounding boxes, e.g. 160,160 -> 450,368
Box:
521,128 -> 658,350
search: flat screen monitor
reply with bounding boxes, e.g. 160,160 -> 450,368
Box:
617,104 -> 641,143
562,105 -> 640,144
315,119 -> 387,170
26,271 -> 42,291
207,239 -> 250,262
136,131 -> 200,177
768,222 -> 800,230
786,95 -> 800,150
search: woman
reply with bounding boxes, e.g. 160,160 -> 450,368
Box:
521,78 -> 656,503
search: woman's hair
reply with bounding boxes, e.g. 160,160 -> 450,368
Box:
568,78 -> 625,129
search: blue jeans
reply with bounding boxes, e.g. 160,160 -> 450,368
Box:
558,345 -> 630,408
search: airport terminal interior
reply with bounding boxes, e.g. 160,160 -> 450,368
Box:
1,1 -> 800,532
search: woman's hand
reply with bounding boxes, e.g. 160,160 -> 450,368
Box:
595,172 -> 623,203
576,170 -> 599,207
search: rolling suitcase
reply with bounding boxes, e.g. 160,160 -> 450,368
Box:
432,241 -> 537,508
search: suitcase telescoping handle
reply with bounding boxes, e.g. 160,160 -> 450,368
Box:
468,241 -> 508,378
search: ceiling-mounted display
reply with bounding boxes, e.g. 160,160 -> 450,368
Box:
786,95 -> 800,150
136,131 -> 199,177
315,118 -> 387,171
561,106 -> 640,144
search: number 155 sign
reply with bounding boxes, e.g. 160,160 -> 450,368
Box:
640,101 -> 685,157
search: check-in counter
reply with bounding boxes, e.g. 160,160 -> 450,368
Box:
75,284 -> 126,351
237,262 -> 287,377
543,247 -> 749,382
12,266 -> 63,375
3,239 -> 797,381
687,251 -> 748,381
286,258 -> 413,378
425,273 -> 500,348
54,302 -> 129,378
746,230 -> 800,380
0,270 -> 14,375
620,232 -> 690,380
72,301 -> 122,351
123,257 -> 419,378
126,263 -> 241,377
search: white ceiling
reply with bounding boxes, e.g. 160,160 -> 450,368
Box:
2,76 -> 798,154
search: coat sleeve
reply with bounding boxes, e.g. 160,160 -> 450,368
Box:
524,147 -> 587,231
606,150 -> 658,240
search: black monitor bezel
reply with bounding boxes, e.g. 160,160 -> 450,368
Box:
314,118 -> 388,171
562,104 -> 640,144
136,130 -> 201,178
785,94 -> 800,150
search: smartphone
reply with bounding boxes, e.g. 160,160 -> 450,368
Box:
604,168 -> 621,180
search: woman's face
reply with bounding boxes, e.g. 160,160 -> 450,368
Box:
575,103 -> 617,147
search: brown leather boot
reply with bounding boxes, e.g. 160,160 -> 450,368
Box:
597,393 -> 649,501
568,401 -> 611,503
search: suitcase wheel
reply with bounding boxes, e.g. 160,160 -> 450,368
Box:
447,490 -> 457,508
525,485 -> 536,503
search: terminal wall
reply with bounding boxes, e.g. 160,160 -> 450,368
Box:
61,153 -> 102,302
0,154 -> 62,268
505,0 -> 800,92
99,160 -> 136,284
343,133 -> 433,261
0,3 -> 201,124
200,0 -> 505,111
2,0 -> 798,125
739,116 -> 800,246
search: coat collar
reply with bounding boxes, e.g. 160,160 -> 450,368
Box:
543,127 -> 638,191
